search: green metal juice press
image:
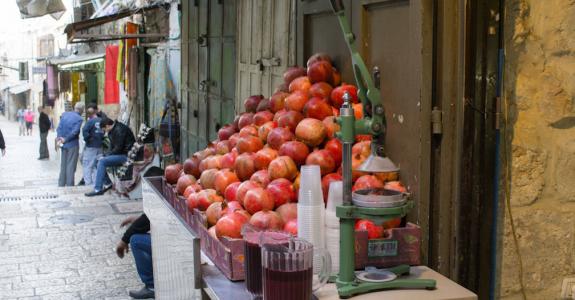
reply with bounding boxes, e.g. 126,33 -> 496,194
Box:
329,0 -> 436,297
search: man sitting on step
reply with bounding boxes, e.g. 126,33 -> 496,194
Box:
85,117 -> 135,197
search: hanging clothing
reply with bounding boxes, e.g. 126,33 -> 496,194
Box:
147,48 -> 176,129
128,47 -> 139,100
71,72 -> 81,104
116,40 -> 125,83
125,22 -> 139,91
105,45 -> 120,104
46,65 -> 58,105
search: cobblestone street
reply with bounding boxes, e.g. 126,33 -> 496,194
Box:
0,116 -> 146,300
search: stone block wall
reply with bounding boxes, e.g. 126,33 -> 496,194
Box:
501,0 -> 575,299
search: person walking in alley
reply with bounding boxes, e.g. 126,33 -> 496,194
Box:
16,107 -> 25,136
81,107 -> 104,186
56,103 -> 84,186
85,117 -> 135,197
0,128 -> 5,156
24,107 -> 35,136
38,106 -> 51,160
116,214 -> 155,299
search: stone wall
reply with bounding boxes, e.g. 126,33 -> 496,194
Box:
501,0 -> 575,299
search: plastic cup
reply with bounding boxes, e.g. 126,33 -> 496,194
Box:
325,181 -> 343,226
297,204 -> 325,249
299,165 -> 323,205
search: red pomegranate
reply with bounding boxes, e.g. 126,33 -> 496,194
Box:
355,219 -> 384,239
331,84 -> 359,107
309,82 -> 333,99
283,219 -> 298,235
234,153 -> 257,181
278,141 -> 309,166
256,98 -> 271,112
236,135 -> 264,154
258,121 -> 277,142
303,97 -> 333,120
266,127 -> 294,150
215,140 -> 231,155
283,66 -> 307,85
268,156 -> 298,181
251,169 -> 271,188
295,118 -> 327,147
269,92 -> 290,113
249,211 -> 284,231
284,90 -> 309,112
183,183 -> 202,199
176,174 -> 197,195
199,155 -> 222,173
214,169 -> 240,195
253,111 -> 274,126
273,109 -> 289,122
352,175 -> 384,192
216,210 -> 249,239
306,53 -> 332,68
199,169 -> 219,190
243,187 -> 275,214
288,76 -> 311,94
186,192 -> 200,211
218,125 -> 236,141
353,141 -> 371,159
324,138 -> 343,166
275,202 -> 297,222
306,149 -> 336,176
224,181 -> 241,202
206,202 -> 225,226
254,148 -> 278,170
238,113 -> 255,129
307,60 -> 333,84
331,68 -> 342,86
183,157 -> 201,178
321,173 -> 342,204
228,133 -> 241,148
239,124 -> 259,137
277,110 -> 304,133
244,95 -> 264,113
221,201 -> 244,215
236,180 -> 261,206
220,151 -> 238,170
165,163 -> 183,184
267,178 -> 297,207
383,218 -> 402,229
323,116 -> 340,139
197,189 -> 224,211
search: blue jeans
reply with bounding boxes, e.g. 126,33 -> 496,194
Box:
93,154 -> 127,192
130,233 -> 154,289
82,147 -> 103,185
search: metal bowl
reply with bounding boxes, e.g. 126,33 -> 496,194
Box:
352,188 -> 408,208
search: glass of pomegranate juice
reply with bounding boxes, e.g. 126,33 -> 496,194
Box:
243,228 -> 291,299
261,238 -> 331,300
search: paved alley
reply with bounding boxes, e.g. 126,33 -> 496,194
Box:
0,116 -> 146,300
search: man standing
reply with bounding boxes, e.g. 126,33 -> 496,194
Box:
38,106 -> 51,160
85,117 -> 135,197
24,107 -> 35,136
16,107 -> 25,136
81,107 -> 104,186
0,128 -> 5,156
56,103 -> 84,187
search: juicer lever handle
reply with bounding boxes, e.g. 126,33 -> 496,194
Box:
329,0 -> 345,13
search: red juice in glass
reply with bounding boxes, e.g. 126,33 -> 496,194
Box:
262,267 -> 313,300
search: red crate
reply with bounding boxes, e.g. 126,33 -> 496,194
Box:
192,209 -> 245,281
354,222 -> 421,269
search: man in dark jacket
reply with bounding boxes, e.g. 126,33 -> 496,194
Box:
116,214 -> 154,299
0,129 -> 5,156
85,117 -> 135,197
38,106 -> 51,160
81,107 -> 104,186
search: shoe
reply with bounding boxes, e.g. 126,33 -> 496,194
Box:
77,179 -> 85,186
102,184 -> 113,192
37,157 -> 48,160
129,286 -> 155,299
85,190 -> 105,197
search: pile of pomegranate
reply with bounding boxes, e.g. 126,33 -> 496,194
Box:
164,53 -> 406,240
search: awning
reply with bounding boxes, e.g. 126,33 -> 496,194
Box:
48,53 -> 105,69
8,83 -> 32,94
64,3 -> 169,44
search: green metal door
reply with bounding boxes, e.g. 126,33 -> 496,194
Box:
182,0 -> 236,156
85,72 -> 97,105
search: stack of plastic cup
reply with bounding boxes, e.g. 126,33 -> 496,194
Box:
325,181 -> 342,273
297,165 -> 326,271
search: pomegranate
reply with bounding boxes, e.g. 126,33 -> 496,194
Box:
257,98 -> 271,112
197,189 -> 224,211
254,148 -> 278,170
295,118 -> 327,147
186,192 -> 200,211
374,171 -> 400,183
268,156 -> 298,181
251,169 -> 271,187
323,116 -> 340,139
331,68 -> 342,86
214,169 -> 240,195
244,187 -> 275,214
228,133 -> 241,148
384,181 -> 407,193
206,202 -> 225,226
236,181 -> 261,206
356,135 -> 372,142
284,90 -> 309,112
165,164 -> 183,184
234,153 -> 257,181
306,149 -> 336,176
303,97 -> 333,120
199,169 -> 219,189
288,76 -> 311,94
354,103 -> 364,119
269,92 -> 289,113
275,202 -> 297,222
331,84 -> 359,108
258,121 -> 277,142
216,210 -> 249,239
221,201 -> 244,215
183,157 -> 201,178
215,140 -> 231,154
273,109 -> 289,122
176,174 -> 197,195
324,138 -> 343,166
353,141 -> 371,159
249,211 -> 284,231
196,147 -> 216,160
307,60 -> 333,84
244,95 -> 264,113
183,183 -> 202,199
267,179 -> 297,207
236,135 -> 264,154
283,66 -> 307,85
220,151 -> 238,169
238,112 -> 255,129
353,175 -> 384,192
309,82 -> 333,99
253,110 -> 274,126
321,173 -> 342,203
232,115 -> 240,131
199,155 -> 222,172
383,218 -> 402,229
306,53 -> 332,68
239,125 -> 259,137
283,219 -> 298,235
224,182 -> 241,202
355,219 -> 384,239
266,127 -> 294,150
278,141 -> 309,166
277,110 -> 304,133
218,125 -> 236,141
